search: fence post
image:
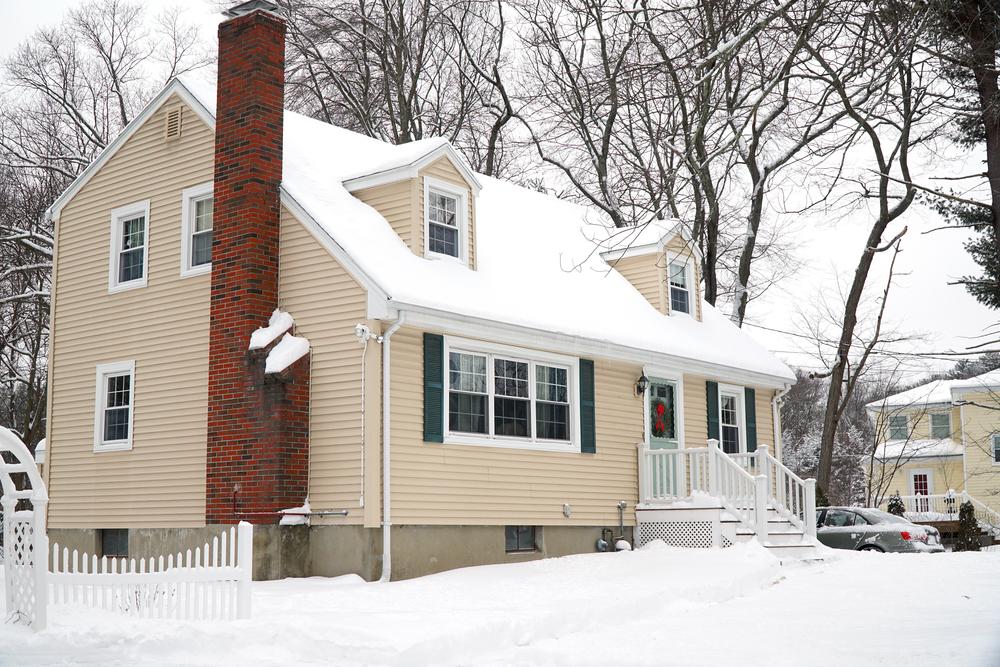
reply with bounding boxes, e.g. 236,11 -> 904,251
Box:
1,495 -> 14,617
754,475 -> 769,543
32,494 -> 48,631
707,439 -> 720,498
236,521 -> 253,620
804,479 -> 817,539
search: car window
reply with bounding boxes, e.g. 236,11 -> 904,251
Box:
824,509 -> 853,527
851,512 -> 869,526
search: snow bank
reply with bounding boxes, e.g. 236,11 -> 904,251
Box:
248,309 -> 294,351
264,333 -> 310,374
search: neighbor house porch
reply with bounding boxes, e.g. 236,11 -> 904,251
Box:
634,440 -> 819,559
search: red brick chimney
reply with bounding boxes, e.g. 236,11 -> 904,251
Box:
206,1 -> 309,524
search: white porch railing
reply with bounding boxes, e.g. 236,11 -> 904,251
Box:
879,492 -> 1000,534
639,440 -> 818,541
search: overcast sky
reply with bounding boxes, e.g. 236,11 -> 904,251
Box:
2,0 -> 995,384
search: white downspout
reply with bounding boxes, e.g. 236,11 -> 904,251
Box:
379,312 -> 405,583
771,384 -> 791,461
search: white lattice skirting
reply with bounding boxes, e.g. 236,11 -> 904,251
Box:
7,518 -> 39,625
637,520 -> 716,549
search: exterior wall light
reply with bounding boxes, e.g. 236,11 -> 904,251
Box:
635,374 -> 649,396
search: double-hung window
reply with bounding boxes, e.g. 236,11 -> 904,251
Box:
424,177 -> 467,261
94,361 -> 135,452
668,259 -> 691,315
930,413 -> 951,439
109,201 -> 150,291
992,434 -> 1000,465
181,183 -> 213,276
888,414 -> 908,440
446,341 -> 576,451
719,388 -> 744,454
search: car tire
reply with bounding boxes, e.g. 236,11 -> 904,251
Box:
858,545 -> 883,553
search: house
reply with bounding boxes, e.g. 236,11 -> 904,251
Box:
41,1 -> 811,580
866,370 -> 1000,532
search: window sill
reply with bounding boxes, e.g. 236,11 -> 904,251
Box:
93,441 -> 133,453
107,279 -> 147,295
425,251 -> 468,266
442,434 -> 579,454
180,263 -> 211,279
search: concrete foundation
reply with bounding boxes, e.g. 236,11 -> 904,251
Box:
47,524 -> 634,581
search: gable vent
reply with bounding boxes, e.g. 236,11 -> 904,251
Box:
164,107 -> 183,140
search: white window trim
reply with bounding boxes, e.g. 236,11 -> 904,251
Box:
888,413 -> 909,441
929,412 -> 951,440
442,336 -> 580,453
641,367 -> 685,450
665,252 -> 695,317
93,360 -> 136,453
423,176 -> 469,264
909,468 -> 934,496
718,383 -> 747,454
108,200 -> 151,293
992,434 -> 1000,467
180,182 -> 213,278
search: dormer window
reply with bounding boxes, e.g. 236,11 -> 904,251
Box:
668,259 -> 691,314
424,177 -> 468,262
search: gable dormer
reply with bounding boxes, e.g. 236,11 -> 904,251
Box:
343,142 -> 480,270
601,223 -> 703,321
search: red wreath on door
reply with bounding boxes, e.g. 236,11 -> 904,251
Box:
651,400 -> 668,438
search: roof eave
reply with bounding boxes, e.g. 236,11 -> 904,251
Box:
342,143 -> 483,195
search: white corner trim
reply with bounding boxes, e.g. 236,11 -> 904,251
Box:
422,176 -> 470,264
107,199 -> 151,294
93,360 -> 136,453
180,181 -> 214,278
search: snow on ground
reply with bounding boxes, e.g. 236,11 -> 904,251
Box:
2,543 -> 999,666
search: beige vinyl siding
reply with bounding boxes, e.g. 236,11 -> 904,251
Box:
960,394 -> 1000,511
612,252 -> 664,313
419,157 -> 476,269
47,97 -> 212,528
682,376 -> 776,450
389,327 -> 643,525
353,179 -> 417,249
872,457 -> 966,500
278,207 -> 377,525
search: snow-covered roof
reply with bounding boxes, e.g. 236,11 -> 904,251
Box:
869,369 -> 1000,410
874,438 -> 963,461
54,76 -> 796,386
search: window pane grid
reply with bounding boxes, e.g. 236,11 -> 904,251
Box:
888,415 -> 908,440
117,214 -> 146,283
720,393 -> 740,454
930,414 -> 950,439
428,190 -> 460,258
102,373 -> 131,442
669,261 -> 690,314
446,350 -> 572,445
190,195 -> 213,267
992,435 -> 1000,464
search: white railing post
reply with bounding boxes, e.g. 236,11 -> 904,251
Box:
756,444 -> 770,495
804,479 -> 817,539
636,443 -> 648,503
754,475 -> 769,542
236,521 -> 253,620
707,439 -> 720,497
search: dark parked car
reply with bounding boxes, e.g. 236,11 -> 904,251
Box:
816,507 -> 944,553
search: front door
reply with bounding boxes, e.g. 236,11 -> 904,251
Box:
910,471 -> 932,512
649,380 -> 679,496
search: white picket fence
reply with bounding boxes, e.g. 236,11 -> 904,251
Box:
49,522 -> 253,621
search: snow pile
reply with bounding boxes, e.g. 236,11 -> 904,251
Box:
278,498 -> 310,526
870,369 -> 1000,409
248,309 -> 294,351
874,438 -> 963,460
264,333 -> 310,374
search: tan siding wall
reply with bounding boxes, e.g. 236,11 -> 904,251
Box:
872,458 -> 966,499
47,97 -> 212,528
278,207 -> 376,525
353,179 -> 417,249
681,376 -> 775,449
389,327 -> 643,525
612,253 -> 664,313
960,395 -> 1000,511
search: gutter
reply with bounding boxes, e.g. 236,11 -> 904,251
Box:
379,312 -> 406,583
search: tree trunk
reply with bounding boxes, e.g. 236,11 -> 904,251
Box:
966,0 -> 1000,247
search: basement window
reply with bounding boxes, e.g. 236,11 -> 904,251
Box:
505,526 -> 538,553
100,529 -> 129,558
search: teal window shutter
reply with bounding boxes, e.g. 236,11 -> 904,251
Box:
423,333 -> 444,443
579,359 -> 596,453
706,381 -> 720,441
745,387 -> 758,452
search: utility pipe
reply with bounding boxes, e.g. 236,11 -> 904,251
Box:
379,313 -> 406,582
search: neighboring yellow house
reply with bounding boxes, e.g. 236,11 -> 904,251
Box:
41,3 -> 813,580
867,370 -> 1000,530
